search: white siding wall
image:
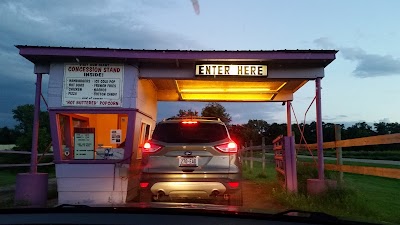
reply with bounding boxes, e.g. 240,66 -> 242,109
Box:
136,79 -> 157,119
133,79 -> 158,159
56,164 -> 129,205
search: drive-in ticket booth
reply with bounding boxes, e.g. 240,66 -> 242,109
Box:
15,46 -> 337,205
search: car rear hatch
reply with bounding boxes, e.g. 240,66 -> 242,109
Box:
141,121 -> 236,174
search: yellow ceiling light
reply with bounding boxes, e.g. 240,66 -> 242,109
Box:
276,82 -> 287,91
180,88 -> 225,93
180,88 -> 271,93
181,93 -> 274,101
175,80 -> 287,101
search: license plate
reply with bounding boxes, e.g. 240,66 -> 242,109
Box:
179,157 -> 198,167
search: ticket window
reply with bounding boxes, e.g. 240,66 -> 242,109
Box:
57,113 -> 128,160
137,122 -> 151,159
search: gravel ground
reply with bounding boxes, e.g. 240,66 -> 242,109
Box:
1,178 -> 285,212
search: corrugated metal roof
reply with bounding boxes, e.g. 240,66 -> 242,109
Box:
15,45 -> 338,53
15,45 -> 338,69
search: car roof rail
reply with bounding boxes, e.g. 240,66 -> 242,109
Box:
163,116 -> 221,122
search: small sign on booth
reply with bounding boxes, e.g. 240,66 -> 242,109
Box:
74,128 -> 95,159
110,129 -> 122,144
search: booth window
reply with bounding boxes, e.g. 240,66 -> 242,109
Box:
57,113 -> 128,160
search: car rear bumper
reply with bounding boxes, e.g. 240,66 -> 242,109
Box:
139,173 -> 241,200
150,181 -> 227,198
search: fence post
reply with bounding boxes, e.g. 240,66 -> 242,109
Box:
262,137 -> 266,173
241,145 -> 244,164
335,124 -> 343,182
250,140 -> 254,172
244,142 -> 248,168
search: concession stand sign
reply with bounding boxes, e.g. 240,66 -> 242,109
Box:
62,63 -> 124,107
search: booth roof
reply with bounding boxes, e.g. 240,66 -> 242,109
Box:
16,45 -> 337,67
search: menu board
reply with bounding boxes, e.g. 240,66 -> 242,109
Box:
62,63 -> 123,107
74,128 -> 95,159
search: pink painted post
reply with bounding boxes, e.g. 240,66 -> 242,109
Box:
315,78 -> 325,180
30,73 -> 42,173
285,101 -> 297,192
286,101 -> 292,137
15,73 -> 48,207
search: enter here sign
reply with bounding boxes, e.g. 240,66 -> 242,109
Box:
196,64 -> 267,76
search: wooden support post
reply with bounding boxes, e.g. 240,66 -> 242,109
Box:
241,145 -> 244,164
262,137 -> 266,173
244,142 -> 248,168
335,124 -> 343,182
250,140 -> 254,172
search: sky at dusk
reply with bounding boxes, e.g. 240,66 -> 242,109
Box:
1,0 -> 400,127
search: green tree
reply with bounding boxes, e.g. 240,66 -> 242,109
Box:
374,122 -> 390,135
201,102 -> 231,124
243,119 -> 270,145
388,122 -> 400,134
0,126 -> 18,144
12,104 -> 51,152
344,122 -> 375,139
228,124 -> 248,147
175,109 -> 199,117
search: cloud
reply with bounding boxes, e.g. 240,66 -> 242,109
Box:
378,118 -> 390,123
313,37 -> 334,49
313,37 -> 400,78
322,114 -> 348,122
223,103 -> 284,124
0,0 -> 201,127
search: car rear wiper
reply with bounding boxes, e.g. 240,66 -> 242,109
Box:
274,209 -> 339,222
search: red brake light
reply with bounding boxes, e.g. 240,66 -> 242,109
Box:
228,142 -> 236,149
143,142 -> 163,153
215,142 -> 237,153
228,182 -> 240,188
182,121 -> 198,124
140,182 -> 149,188
143,142 -> 151,149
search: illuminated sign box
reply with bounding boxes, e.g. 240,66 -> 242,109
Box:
196,64 -> 267,76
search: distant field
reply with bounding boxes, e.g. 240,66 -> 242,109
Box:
0,145 -> 16,151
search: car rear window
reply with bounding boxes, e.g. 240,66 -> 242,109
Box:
151,122 -> 229,143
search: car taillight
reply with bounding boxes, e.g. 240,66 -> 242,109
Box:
143,142 -> 163,153
140,182 -> 149,188
228,182 -> 240,188
215,141 -> 237,153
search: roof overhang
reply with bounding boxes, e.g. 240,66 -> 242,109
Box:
16,45 -> 337,66
16,46 -> 338,102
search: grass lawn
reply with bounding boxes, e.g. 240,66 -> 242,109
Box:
243,160 -> 400,224
0,170 -> 18,187
345,173 -> 400,224
0,167 -> 56,187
